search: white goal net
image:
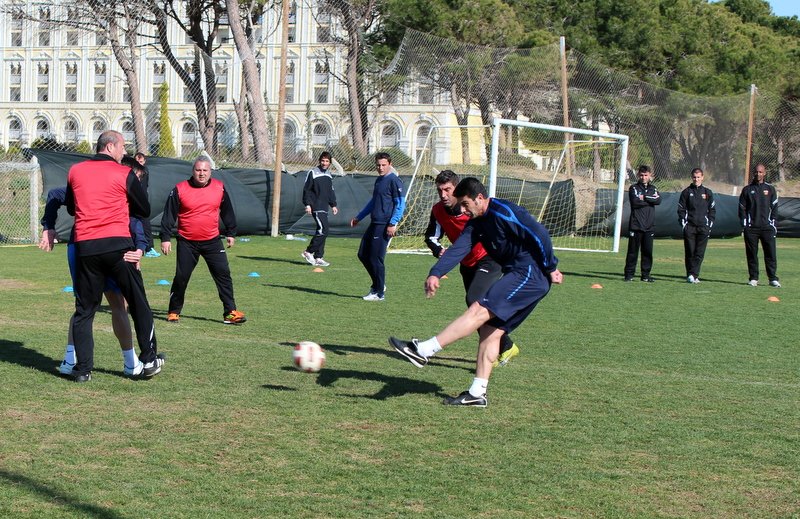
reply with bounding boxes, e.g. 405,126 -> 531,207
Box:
390,120 -> 629,254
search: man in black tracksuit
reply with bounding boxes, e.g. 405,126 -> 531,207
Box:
624,165 -> 661,282
678,168 -> 715,284
301,151 -> 338,267
739,163 -> 780,287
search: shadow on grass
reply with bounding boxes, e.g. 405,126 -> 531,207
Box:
0,469 -> 123,518
278,341 -> 473,370
278,366 -> 447,400
151,309 -> 226,324
0,339 -> 59,374
267,283 -> 364,299
238,255 -> 307,267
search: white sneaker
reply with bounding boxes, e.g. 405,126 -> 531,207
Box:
748,280 -> 758,287
58,360 -> 75,376
123,360 -> 144,377
687,275 -> 695,284
315,258 -> 330,267
770,280 -> 781,288
301,251 -> 316,265
362,292 -> 384,301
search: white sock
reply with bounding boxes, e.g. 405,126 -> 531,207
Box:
122,349 -> 138,369
64,345 -> 76,365
416,337 -> 442,358
468,377 -> 488,398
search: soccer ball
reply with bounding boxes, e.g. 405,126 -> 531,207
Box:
293,341 -> 326,373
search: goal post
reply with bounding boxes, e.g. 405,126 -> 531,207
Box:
389,120 -> 629,254
488,119 -> 629,253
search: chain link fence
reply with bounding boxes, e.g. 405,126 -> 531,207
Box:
2,15 -> 799,243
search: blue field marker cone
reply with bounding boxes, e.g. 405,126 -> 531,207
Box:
248,272 -> 261,278
157,279 -> 170,286
63,286 -> 74,293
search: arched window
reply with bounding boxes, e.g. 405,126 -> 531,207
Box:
415,125 -> 431,160
36,119 -> 50,140
147,120 -> 160,152
121,121 -> 135,143
92,120 -> 106,142
8,117 -> 23,146
312,122 -> 329,146
63,118 -> 78,142
381,124 -> 400,148
181,121 -> 198,156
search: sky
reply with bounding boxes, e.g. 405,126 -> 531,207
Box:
767,0 -> 800,18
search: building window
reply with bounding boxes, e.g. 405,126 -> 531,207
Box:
284,61 -> 295,103
94,63 -> 106,102
65,63 -> 78,102
418,81 -> 434,104
215,62 -> 228,103
181,122 -> 197,156
381,124 -> 400,148
287,2 -> 297,42
11,10 -> 23,47
36,119 -> 51,140
9,63 -> 22,102
316,7 -> 332,43
8,118 -> 23,146
92,120 -> 106,142
312,122 -> 329,146
314,61 -> 329,104
37,8 -> 51,46
38,63 -> 50,102
153,62 -> 166,101
64,119 -> 78,142
284,121 -> 297,151
122,85 -> 131,102
96,32 -> 107,46
415,125 -> 431,160
121,120 -> 135,143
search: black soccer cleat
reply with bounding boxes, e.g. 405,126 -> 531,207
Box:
388,337 -> 428,368
442,391 -> 487,407
142,354 -> 166,378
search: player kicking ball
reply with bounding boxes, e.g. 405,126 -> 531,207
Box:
389,178 -> 562,407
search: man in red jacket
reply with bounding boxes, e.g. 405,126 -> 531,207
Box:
65,130 -> 163,382
160,157 -> 246,324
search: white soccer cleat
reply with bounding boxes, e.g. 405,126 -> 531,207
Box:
687,275 -> 695,284
301,251 -> 316,265
748,280 -> 758,287
770,280 -> 781,288
362,292 -> 384,301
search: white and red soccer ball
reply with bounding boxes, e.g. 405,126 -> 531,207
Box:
293,341 -> 326,373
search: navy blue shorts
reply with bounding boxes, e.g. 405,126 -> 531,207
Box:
67,242 -> 120,293
477,265 -> 550,333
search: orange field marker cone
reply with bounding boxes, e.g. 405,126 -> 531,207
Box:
767,296 -> 780,302
312,267 -> 325,273
591,283 -> 603,289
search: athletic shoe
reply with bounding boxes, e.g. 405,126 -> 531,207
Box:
315,258 -> 330,267
72,372 -> 92,383
623,277 -> 633,282
442,391 -> 487,407
224,310 -> 247,324
493,343 -> 520,368
362,292 -> 384,301
58,360 -> 75,376
301,251 -> 316,265
167,312 -> 180,323
770,280 -> 781,288
687,275 -> 695,283
144,248 -> 161,258
641,277 -> 655,283
748,279 -> 758,287
123,360 -> 144,377
142,356 -> 165,378
389,337 -> 428,367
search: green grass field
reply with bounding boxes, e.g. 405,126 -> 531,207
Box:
0,237 -> 797,518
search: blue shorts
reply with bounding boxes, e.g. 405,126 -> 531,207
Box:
477,265 -> 550,333
67,242 -> 120,293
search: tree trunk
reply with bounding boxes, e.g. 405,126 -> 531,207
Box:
233,78 -> 252,162
226,0 -> 273,164
346,30 -> 367,156
107,14 -> 146,153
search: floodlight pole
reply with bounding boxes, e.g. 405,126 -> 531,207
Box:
744,83 -> 757,186
270,0 -> 290,237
